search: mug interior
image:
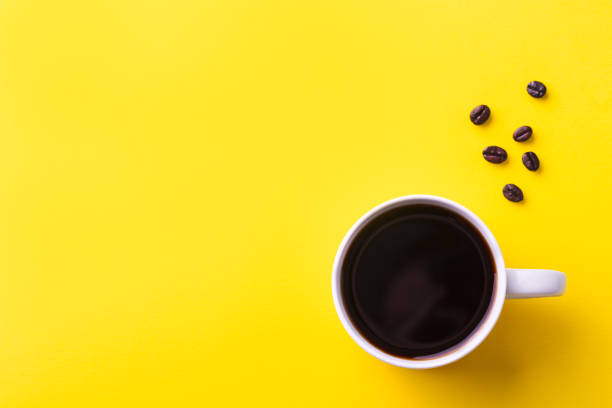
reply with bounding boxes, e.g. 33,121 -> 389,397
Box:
332,195 -> 506,368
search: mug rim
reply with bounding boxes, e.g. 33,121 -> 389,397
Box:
331,195 -> 506,369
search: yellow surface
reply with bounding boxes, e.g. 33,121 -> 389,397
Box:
0,0 -> 611,406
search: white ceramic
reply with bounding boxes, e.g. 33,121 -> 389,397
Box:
332,195 -> 566,369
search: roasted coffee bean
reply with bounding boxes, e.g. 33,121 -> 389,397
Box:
513,126 -> 532,142
470,105 -> 490,125
527,81 -> 546,98
482,146 -> 508,163
522,152 -> 540,171
503,184 -> 523,202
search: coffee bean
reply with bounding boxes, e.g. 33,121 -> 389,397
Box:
513,126 -> 532,142
503,184 -> 524,202
522,151 -> 540,171
527,81 -> 546,98
470,105 -> 490,125
482,146 -> 508,163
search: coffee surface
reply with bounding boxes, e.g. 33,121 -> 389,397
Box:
341,205 -> 495,358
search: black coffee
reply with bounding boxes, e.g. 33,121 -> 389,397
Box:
341,204 -> 495,358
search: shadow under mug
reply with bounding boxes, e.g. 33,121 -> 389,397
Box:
332,195 -> 566,369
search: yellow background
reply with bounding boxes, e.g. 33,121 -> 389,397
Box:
0,0 -> 611,406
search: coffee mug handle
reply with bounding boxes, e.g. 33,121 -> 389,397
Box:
506,269 -> 566,299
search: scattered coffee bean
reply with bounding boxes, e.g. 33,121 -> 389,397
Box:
527,81 -> 546,98
482,146 -> 508,163
522,152 -> 540,171
513,126 -> 532,142
470,105 -> 490,125
503,184 -> 524,202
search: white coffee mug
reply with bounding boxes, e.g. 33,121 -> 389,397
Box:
332,195 -> 566,369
